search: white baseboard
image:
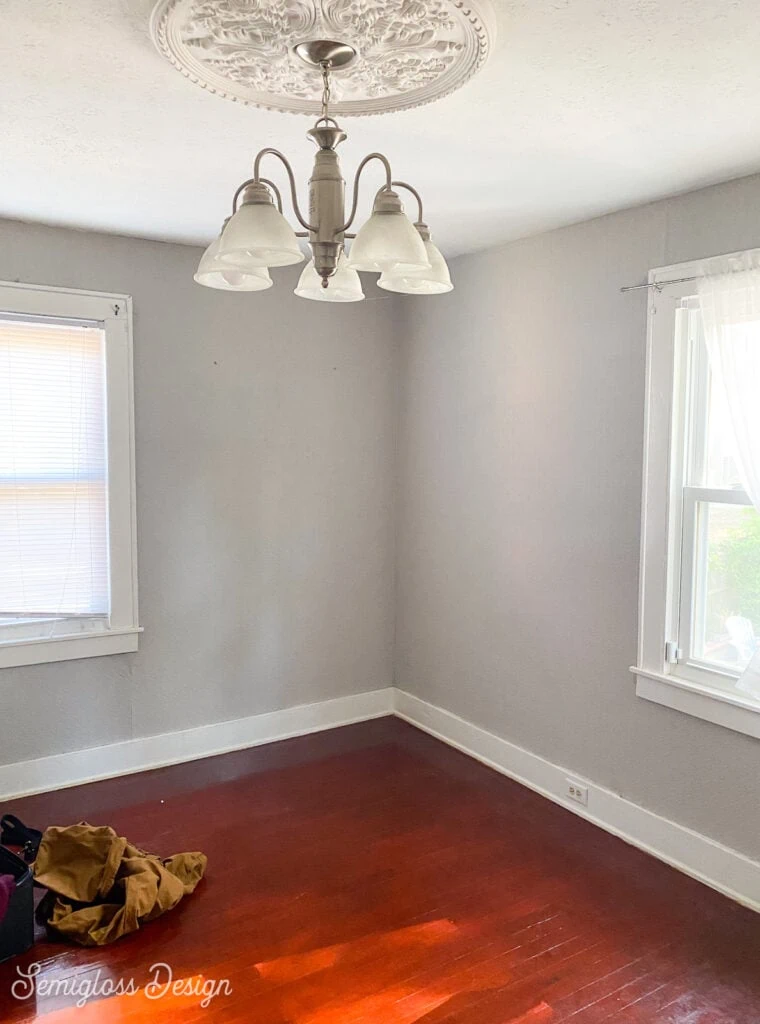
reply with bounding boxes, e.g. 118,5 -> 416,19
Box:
4,683 -> 758,913
393,688 -> 760,913
0,688 -> 394,802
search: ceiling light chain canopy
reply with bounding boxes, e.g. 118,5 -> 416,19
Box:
195,41 -> 453,303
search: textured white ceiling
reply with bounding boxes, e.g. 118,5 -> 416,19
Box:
3,0 -> 760,257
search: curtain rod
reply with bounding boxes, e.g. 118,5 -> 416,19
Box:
621,262 -> 760,293
620,275 -> 699,294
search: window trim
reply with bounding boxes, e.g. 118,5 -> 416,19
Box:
631,253 -> 760,738
0,280 -> 140,668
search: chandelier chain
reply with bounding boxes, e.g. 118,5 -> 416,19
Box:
320,61 -> 332,122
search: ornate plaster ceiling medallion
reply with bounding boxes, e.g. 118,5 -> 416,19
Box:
149,0 -> 494,116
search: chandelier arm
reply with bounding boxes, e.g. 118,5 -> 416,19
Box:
254,148 -> 315,231
389,181 -> 424,224
340,153 -> 394,233
232,177 -> 283,214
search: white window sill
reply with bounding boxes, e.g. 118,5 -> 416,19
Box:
631,666 -> 760,740
0,628 -> 142,669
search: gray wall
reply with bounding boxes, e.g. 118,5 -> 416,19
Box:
4,174 -> 760,861
0,219 -> 398,765
395,173 -> 760,860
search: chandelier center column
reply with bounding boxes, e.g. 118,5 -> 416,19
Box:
307,122 -> 348,286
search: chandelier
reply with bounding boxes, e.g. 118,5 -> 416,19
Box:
194,41 -> 452,303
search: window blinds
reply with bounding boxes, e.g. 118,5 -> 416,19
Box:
0,315 -> 110,626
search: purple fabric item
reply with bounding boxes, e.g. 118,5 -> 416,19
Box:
0,874 -> 14,926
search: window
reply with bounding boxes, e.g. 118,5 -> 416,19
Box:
672,299 -> 758,680
634,255 -> 760,739
0,282 -> 138,668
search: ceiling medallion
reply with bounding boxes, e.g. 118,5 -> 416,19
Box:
150,0 -> 494,117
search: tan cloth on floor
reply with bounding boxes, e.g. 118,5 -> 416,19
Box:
33,823 -> 206,947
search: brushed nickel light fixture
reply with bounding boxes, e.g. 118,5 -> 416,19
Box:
195,41 -> 452,303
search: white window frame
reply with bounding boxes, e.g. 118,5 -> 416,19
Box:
0,280 -> 140,668
632,254 -> 760,739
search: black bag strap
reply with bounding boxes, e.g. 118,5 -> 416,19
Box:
0,815 -> 42,863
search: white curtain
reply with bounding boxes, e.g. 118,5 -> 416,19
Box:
698,250 -> 760,695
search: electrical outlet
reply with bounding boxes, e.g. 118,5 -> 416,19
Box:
565,778 -> 589,806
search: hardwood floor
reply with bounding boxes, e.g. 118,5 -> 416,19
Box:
1,717 -> 759,1022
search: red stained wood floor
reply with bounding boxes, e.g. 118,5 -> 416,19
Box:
0,717 -> 759,1022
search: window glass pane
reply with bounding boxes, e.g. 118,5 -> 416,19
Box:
693,501 -> 760,672
0,317 -> 110,639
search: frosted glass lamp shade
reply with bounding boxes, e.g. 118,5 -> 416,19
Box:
194,235 -> 273,291
378,239 -> 453,295
295,255 -> 364,302
217,202 -> 304,269
346,191 -> 430,273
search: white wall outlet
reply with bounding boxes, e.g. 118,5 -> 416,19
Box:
565,778 -> 589,806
